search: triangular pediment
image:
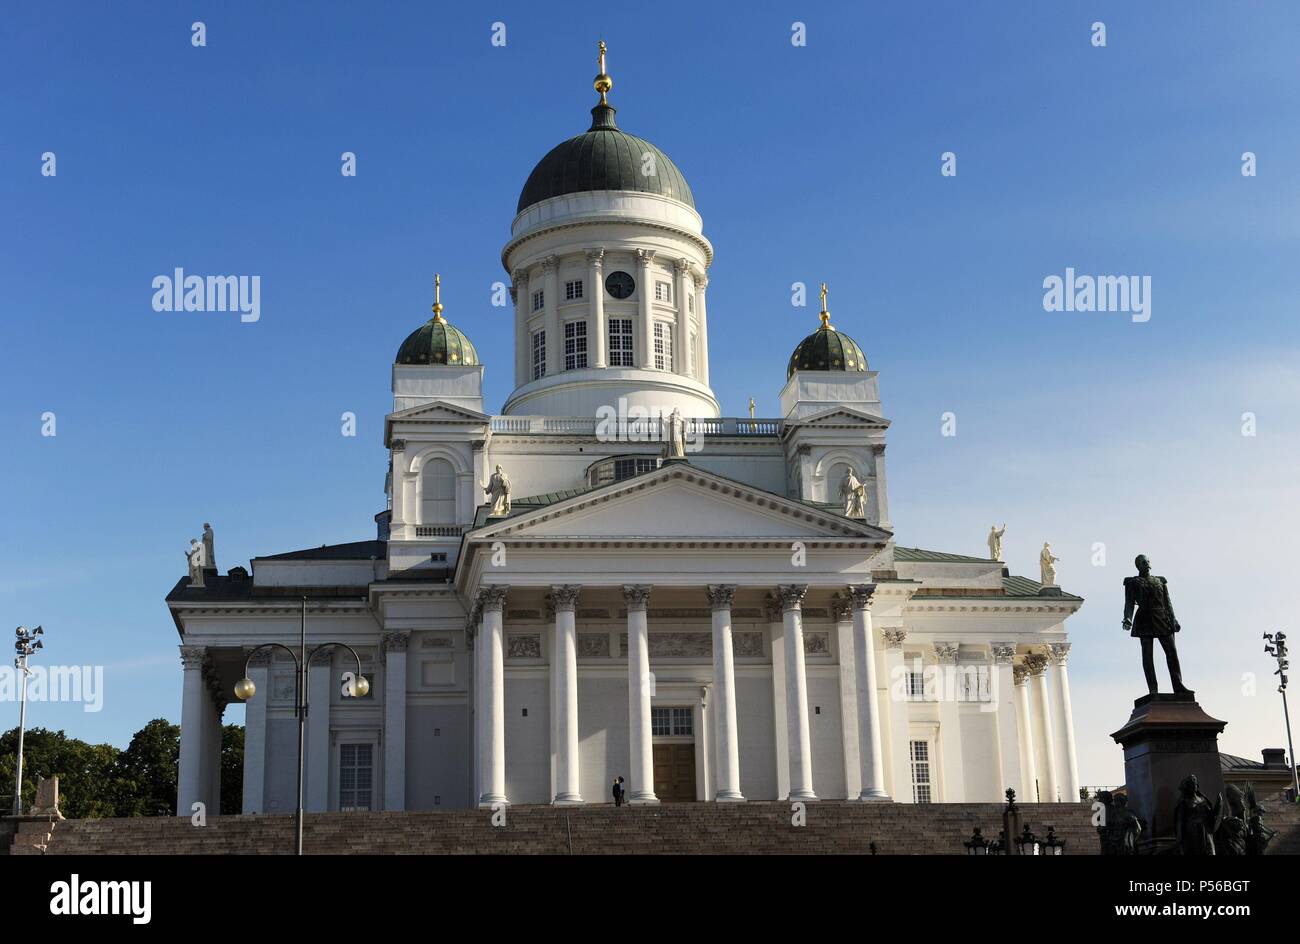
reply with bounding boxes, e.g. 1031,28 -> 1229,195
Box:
788,406 -> 890,428
388,400 -> 490,423
469,464 -> 891,543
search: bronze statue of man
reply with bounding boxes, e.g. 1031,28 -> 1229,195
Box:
1122,554 -> 1190,695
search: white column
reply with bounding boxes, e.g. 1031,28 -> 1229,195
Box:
848,586 -> 889,800
241,650 -> 270,813
1047,642 -> 1081,802
542,256 -> 560,376
881,628 -> 912,800
694,272 -> 710,385
587,250 -> 606,368
511,268 -> 528,386
870,444 -> 891,530
476,588 -> 507,806
1027,652 -> 1059,802
833,597 -> 861,799
551,585 -> 582,804
177,646 -> 209,816
306,651 -> 331,812
934,643 -> 966,802
779,584 -> 816,801
636,248 -> 656,369
1014,666 -> 1040,801
468,605 -> 484,803
207,689 -> 224,815
707,584 -> 744,801
673,257 -> 691,378
991,643 -> 1022,799
382,631 -> 410,810
623,585 -> 658,803
766,595 -> 791,800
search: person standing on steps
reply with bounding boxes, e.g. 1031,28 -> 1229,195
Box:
612,777 -> 624,807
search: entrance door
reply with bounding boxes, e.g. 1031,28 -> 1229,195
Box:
653,744 -> 697,802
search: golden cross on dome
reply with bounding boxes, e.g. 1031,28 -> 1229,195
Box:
819,281 -> 831,328
432,273 -> 445,322
594,40 -> 613,105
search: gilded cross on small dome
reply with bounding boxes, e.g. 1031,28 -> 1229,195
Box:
594,40 -> 613,105
819,281 -> 833,329
432,273 -> 445,323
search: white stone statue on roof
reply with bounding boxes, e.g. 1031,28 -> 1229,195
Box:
186,538 -> 206,587
1040,542 -> 1059,586
662,408 -> 686,459
987,523 -> 1006,561
484,464 -> 511,517
841,467 -> 866,519
202,522 -> 216,570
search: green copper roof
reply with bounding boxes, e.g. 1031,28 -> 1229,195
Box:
787,324 -> 869,379
395,317 -> 479,367
517,103 -> 695,214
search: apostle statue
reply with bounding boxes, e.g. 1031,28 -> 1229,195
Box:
1122,554 -> 1189,695
186,538 -> 206,586
1112,793 -> 1143,855
483,465 -> 511,517
202,522 -> 216,571
1173,774 -> 1222,855
987,524 -> 1006,561
841,467 -> 867,519
1215,784 -> 1248,855
1039,542 -> 1059,586
662,408 -> 687,459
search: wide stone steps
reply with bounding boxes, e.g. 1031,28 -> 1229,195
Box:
17,793 -> 1298,855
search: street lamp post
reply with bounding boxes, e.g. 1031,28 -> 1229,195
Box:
1263,632 -> 1298,802
234,597 -> 369,855
11,626 -> 44,815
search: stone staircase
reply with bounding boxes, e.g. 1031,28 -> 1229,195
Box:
11,793 -> 1297,855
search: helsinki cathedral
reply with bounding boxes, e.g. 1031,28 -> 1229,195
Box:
167,46 -> 1083,815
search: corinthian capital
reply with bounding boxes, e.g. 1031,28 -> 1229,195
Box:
1022,652 -> 1049,676
635,248 -> 656,266
705,584 -> 735,611
777,584 -> 808,611
882,628 -> 907,649
990,643 -> 1017,665
179,645 -> 207,670
674,256 -> 691,274
477,585 -> 508,611
586,248 -> 605,267
622,584 -> 652,610
1047,642 -> 1071,665
829,593 -> 852,623
541,255 -> 559,272
847,583 -> 877,609
550,584 -> 581,611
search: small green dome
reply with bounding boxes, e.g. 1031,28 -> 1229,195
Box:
517,103 -> 694,214
787,324 -> 868,379
396,317 -> 479,367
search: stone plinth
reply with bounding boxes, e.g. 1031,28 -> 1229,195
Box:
1111,693 -> 1226,843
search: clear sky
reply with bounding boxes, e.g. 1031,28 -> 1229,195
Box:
2,1 -> 1298,786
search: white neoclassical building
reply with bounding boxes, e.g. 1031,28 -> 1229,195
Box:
167,49 -> 1083,815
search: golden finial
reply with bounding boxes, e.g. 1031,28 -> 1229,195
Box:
819,281 -> 833,329
594,40 -> 613,104
748,397 -> 756,419
432,273 -> 445,323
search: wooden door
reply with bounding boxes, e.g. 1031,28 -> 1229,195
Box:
653,743 -> 697,801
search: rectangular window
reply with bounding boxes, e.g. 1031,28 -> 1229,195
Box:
655,281 -> 671,302
563,320 -> 588,370
532,290 -> 544,312
907,671 -> 925,701
688,293 -> 694,314
608,318 -> 634,367
651,707 -> 694,737
910,740 -> 932,804
613,457 -> 657,481
565,279 -> 584,301
531,329 -> 546,380
653,321 -> 673,371
339,743 -> 374,811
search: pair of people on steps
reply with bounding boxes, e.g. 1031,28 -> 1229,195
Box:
611,776 -> 626,806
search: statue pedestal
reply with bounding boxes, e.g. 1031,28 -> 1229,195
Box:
1111,693 -> 1226,843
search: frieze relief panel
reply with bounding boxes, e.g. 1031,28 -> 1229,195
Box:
507,634 -> 542,659
271,673 -> 296,705
578,633 -> 611,658
733,631 -> 765,658
803,631 -> 830,656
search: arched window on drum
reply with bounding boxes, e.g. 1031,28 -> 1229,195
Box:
421,458 -> 456,525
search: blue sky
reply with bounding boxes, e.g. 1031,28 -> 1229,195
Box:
2,1 -> 1298,784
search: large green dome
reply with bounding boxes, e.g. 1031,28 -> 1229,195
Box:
517,103 -> 695,214
396,277 -> 479,367
787,323 -> 868,379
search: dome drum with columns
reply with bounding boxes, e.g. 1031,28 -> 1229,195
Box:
167,44 -> 1083,817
